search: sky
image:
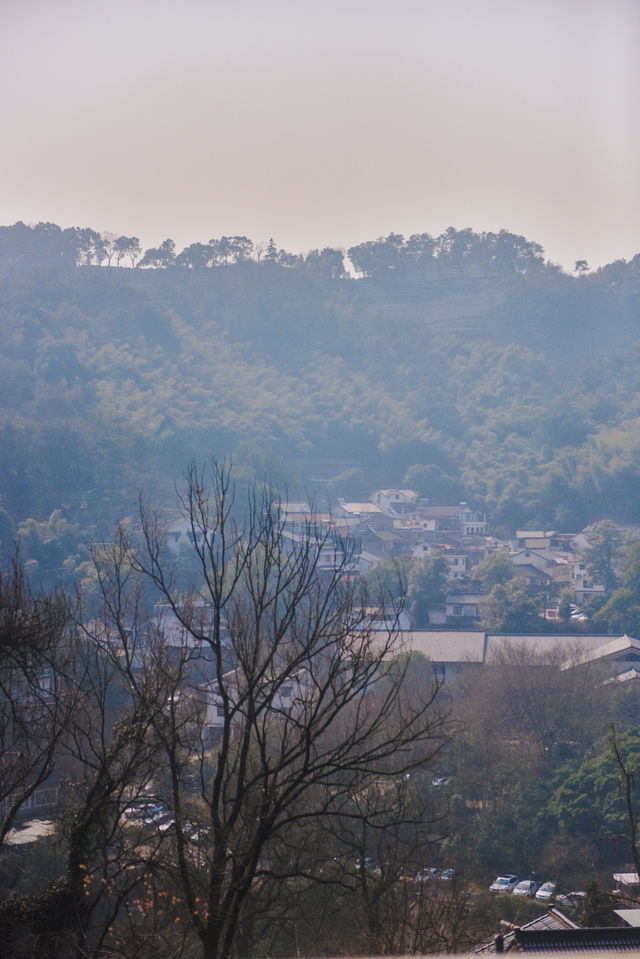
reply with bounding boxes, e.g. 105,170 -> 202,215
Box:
1,0 -> 639,272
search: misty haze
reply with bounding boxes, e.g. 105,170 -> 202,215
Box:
1,1 -> 640,957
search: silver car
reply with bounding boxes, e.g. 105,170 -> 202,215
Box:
535,881 -> 557,901
513,879 -> 538,897
490,874 -> 518,893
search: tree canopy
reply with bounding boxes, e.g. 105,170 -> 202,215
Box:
1,220 -> 640,581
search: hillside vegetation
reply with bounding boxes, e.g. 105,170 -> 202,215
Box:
1,221 -> 640,564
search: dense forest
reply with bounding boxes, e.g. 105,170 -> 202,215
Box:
1,220 -> 640,583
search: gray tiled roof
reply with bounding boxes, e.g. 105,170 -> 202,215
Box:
474,908 -> 578,953
514,926 -> 640,952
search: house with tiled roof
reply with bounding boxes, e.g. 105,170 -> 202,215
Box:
400,629 -> 487,681
370,488 -> 420,516
510,924 -> 640,952
376,631 -> 634,682
474,906 -> 579,953
566,635 -> 640,676
334,499 -> 392,531
476,897 -> 640,954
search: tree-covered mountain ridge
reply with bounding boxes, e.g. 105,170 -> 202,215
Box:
1,220 -> 640,549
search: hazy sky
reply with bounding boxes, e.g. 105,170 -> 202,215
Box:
2,0 -> 638,270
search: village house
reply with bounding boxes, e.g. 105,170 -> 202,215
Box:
333,499 -> 393,531
405,503 -> 487,538
198,667 -> 309,741
444,592 -> 486,623
411,541 -> 468,580
369,488 -> 420,516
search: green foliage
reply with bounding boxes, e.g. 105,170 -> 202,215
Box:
581,876 -> 620,926
542,735 -> 640,873
402,463 -> 462,502
447,647 -> 622,883
407,554 -> 448,626
623,540 -> 640,593
326,466 -> 368,501
358,557 -> 411,607
472,550 -> 513,590
480,579 -> 542,632
230,441 -> 302,496
558,587 -> 575,624
17,510 -> 90,590
596,537 -> 640,633
474,890 -> 546,929
582,520 -> 623,593
1,219 -> 640,580
593,588 -> 640,636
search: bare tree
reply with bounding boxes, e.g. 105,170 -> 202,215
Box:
0,557 -> 72,844
0,552 -> 188,959
610,726 -> 640,883
95,459 -> 450,959
322,765 -> 455,955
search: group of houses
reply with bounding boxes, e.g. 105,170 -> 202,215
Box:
274,488 -> 606,626
6,491 -> 639,843
156,487 -> 640,742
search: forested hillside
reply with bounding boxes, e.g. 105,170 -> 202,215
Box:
1,221 -> 640,575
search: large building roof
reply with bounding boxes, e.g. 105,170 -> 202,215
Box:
569,635 -> 640,666
386,631 -> 632,669
513,925 -> 640,952
486,634 -> 613,663
474,907 -> 578,953
401,630 -> 487,664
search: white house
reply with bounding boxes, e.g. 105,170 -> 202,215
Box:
199,667 -> 309,734
370,489 -> 420,516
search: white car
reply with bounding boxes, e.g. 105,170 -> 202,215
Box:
535,881 -> 557,901
513,879 -> 538,897
490,874 -> 518,893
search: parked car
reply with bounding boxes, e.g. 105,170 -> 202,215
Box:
556,891 -> 585,909
183,821 -> 205,843
513,879 -> 538,897
123,799 -> 166,825
536,881 -> 557,901
143,804 -> 169,826
415,867 -> 440,882
490,874 -> 518,893
440,868 -> 454,882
